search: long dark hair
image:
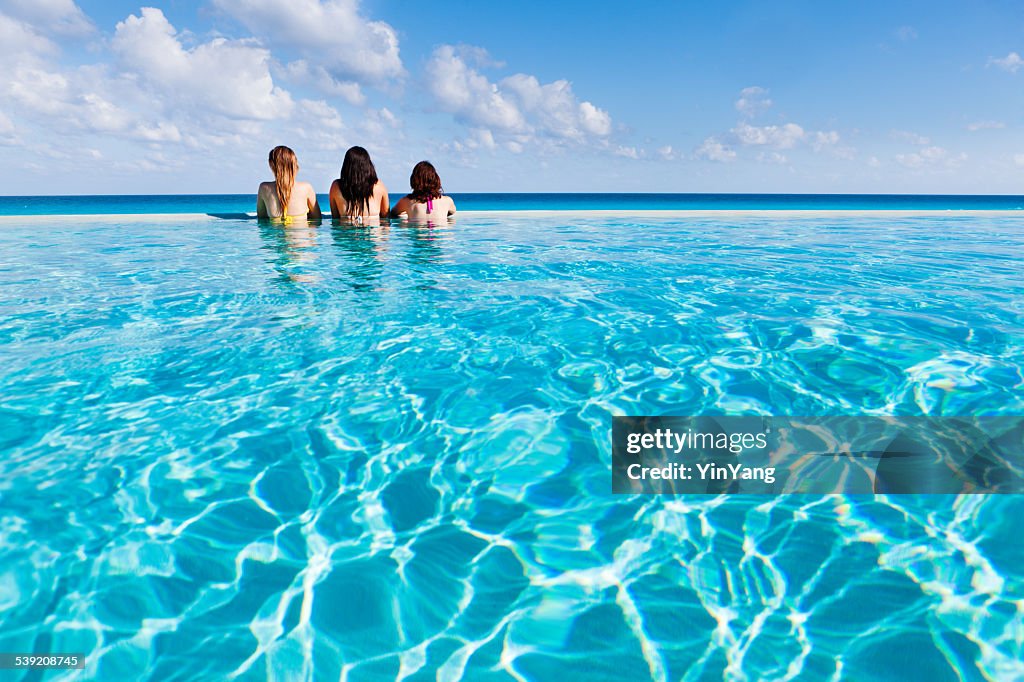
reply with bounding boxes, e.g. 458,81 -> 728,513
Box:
409,161 -> 443,203
338,146 -> 378,216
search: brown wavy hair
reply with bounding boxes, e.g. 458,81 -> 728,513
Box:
409,161 -> 443,203
268,146 -> 297,216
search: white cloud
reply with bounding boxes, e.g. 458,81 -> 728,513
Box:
966,120 -> 1005,131
895,145 -> 966,169
111,150 -> 187,174
278,60 -> 365,105
5,64 -> 151,137
657,145 -> 675,160
758,151 -> 788,164
449,128 -> 498,154
696,88 -> 849,163
0,2 -> 392,193
213,0 -> 402,84
135,122 -> 182,142
891,129 -> 930,145
735,86 -> 772,116
359,107 -> 400,137
425,45 -> 612,147
0,12 -> 155,142
0,110 -> 17,144
426,46 -> 525,133
733,121 -> 805,149
812,130 -> 854,159
447,44 -> 506,69
891,130 -> 965,169
288,98 -> 349,151
613,145 -> 641,159
298,99 -> 344,130
695,137 -> 736,162
112,8 -> 293,121
989,52 -> 1024,73
502,73 -> 613,139
812,130 -> 840,150
0,12 -> 59,58
2,0 -> 93,36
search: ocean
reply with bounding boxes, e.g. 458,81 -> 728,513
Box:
1,192 -> 1024,215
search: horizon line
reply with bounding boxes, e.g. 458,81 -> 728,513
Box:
3,191 -> 1024,199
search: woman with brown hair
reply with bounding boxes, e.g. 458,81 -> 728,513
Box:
390,161 -> 456,221
257,145 -> 321,221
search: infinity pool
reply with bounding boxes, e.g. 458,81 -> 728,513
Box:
1,213 -> 1023,680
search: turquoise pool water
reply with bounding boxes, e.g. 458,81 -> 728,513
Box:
1,212 -> 1023,680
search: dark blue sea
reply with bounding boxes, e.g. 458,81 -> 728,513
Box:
1,192 -> 1023,215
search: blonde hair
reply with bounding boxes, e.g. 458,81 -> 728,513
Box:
268,146 -> 297,220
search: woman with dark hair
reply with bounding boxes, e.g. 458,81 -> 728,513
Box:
391,161 -> 456,221
329,146 -> 389,221
257,145 -> 321,221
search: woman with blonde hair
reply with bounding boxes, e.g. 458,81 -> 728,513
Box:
257,145 -> 321,221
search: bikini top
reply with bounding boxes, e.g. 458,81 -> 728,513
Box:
269,182 -> 295,224
414,194 -> 435,212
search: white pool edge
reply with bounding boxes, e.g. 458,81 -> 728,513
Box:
0,208 -> 1023,223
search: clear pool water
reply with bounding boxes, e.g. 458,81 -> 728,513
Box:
1,213 -> 1023,680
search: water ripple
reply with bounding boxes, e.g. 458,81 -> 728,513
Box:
1,215 -> 1022,680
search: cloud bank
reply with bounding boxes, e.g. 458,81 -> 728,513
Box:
426,45 -> 612,152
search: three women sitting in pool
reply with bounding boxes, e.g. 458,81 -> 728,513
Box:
257,145 -> 456,222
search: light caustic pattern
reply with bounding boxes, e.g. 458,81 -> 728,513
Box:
0,214 -> 1023,680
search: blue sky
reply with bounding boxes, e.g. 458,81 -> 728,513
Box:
0,0 -> 1022,194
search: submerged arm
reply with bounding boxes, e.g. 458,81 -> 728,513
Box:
329,180 -> 342,220
256,184 -> 269,218
379,184 -> 390,218
391,196 -> 409,218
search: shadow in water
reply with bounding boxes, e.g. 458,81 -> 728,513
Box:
403,223 -> 449,267
207,213 -> 255,220
329,222 -> 390,289
257,220 -> 322,287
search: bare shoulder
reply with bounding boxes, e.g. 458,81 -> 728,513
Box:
375,180 -> 388,193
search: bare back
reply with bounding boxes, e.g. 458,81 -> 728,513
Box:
392,195 -> 456,222
329,180 -> 389,221
258,181 -> 321,219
